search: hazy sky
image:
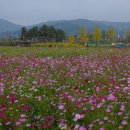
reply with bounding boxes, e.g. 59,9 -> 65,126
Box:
0,0 -> 130,25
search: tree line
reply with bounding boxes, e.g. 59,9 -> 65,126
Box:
21,25 -> 130,44
20,25 -> 66,42
70,26 -> 130,44
76,26 -> 130,44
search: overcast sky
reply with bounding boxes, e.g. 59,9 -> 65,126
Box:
0,0 -> 130,25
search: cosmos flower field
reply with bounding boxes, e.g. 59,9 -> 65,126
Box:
0,47 -> 130,130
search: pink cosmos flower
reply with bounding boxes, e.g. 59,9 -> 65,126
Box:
127,78 -> 130,84
20,114 -> 26,118
90,106 -> 94,110
99,121 -> 104,125
0,113 -> 6,119
74,124 -> 79,129
59,119 -> 65,124
58,105 -> 64,110
118,112 -> 122,115
120,105 -> 125,111
97,103 -> 103,108
16,121 -> 21,125
32,81 -> 38,84
19,118 -> 27,122
6,121 -> 11,125
79,126 -> 86,130
100,128 -> 104,130
75,114 -> 81,120
42,122 -> 53,129
0,83 -> 4,87
26,124 -> 31,127
107,94 -> 116,101
104,117 -> 108,121
106,109 -> 110,113
115,86 -> 119,89
121,120 -> 128,125
118,126 -> 123,129
88,124 -> 93,128
123,87 -> 128,92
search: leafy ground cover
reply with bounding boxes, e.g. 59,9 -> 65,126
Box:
0,47 -> 116,57
0,47 -> 130,130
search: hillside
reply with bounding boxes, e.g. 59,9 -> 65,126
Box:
0,19 -> 22,38
1,19 -> 130,37
41,19 -> 130,35
0,19 -> 22,32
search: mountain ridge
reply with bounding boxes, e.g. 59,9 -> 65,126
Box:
0,19 -> 22,32
1,19 -> 130,38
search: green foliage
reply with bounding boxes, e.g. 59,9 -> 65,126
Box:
27,26 -> 39,39
0,47 -> 125,58
21,27 -> 27,40
20,25 -> 66,42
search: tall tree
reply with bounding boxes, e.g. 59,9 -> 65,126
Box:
21,27 -> 27,40
39,25 -> 49,42
79,27 -> 88,44
49,26 -> 56,42
102,30 -> 107,41
93,26 -> 102,43
20,25 -> 66,43
31,26 -> 39,38
56,29 -> 66,42
68,34 -> 75,44
26,26 -> 39,39
126,29 -> 130,43
107,26 -> 115,43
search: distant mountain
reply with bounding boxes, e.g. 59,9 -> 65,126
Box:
1,19 -> 130,38
0,19 -> 22,38
0,19 -> 22,32
37,19 -> 130,35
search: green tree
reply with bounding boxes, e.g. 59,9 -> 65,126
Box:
20,25 -> 66,43
68,34 -> 75,44
31,26 -> 39,38
26,26 -> 39,39
39,25 -> 49,42
79,27 -> 88,44
93,26 -> 102,43
21,27 -> 27,40
102,30 -> 107,41
49,26 -> 56,42
56,29 -> 66,42
107,26 -> 115,43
